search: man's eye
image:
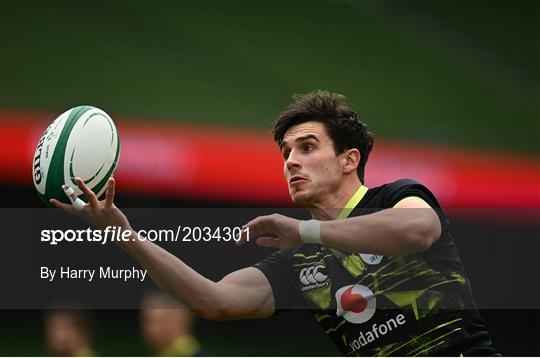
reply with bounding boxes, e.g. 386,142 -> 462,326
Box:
303,144 -> 314,152
282,150 -> 290,159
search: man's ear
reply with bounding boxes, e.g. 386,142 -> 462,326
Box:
342,148 -> 360,174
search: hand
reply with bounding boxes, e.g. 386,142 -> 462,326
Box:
50,177 -> 132,232
236,214 -> 302,250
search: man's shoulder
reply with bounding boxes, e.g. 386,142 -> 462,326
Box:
362,178 -> 440,209
380,178 -> 424,190
367,178 -> 425,194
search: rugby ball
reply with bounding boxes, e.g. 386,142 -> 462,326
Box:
32,105 -> 120,206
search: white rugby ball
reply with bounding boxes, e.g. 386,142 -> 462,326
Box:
32,105 -> 120,206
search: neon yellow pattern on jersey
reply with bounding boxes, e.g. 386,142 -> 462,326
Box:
337,185 -> 369,220
306,285 -> 332,310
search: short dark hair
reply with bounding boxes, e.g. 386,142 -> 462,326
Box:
273,90 -> 374,183
45,309 -> 93,334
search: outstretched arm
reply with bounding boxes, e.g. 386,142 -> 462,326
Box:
123,237 -> 274,320
237,197 -> 441,256
51,177 -> 275,320
320,197 -> 441,255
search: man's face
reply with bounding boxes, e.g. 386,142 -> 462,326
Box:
281,121 -> 344,207
141,308 -> 189,350
45,314 -> 87,356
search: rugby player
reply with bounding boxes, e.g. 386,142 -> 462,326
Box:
52,90 -> 497,355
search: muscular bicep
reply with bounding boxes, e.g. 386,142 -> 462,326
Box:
393,196 -> 432,209
393,196 -> 442,243
215,267 -> 275,320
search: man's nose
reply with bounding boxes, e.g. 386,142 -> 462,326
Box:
286,151 -> 301,171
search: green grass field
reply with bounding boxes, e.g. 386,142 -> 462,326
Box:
1,0 -> 538,153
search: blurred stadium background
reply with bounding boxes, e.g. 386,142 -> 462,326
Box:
0,0 -> 538,355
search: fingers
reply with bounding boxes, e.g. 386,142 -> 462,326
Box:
236,217 -> 259,246
50,198 -> 76,212
248,216 -> 272,237
236,225 -> 250,246
51,177 -> 113,212
105,177 -> 115,208
75,177 -> 98,207
61,184 -> 78,202
61,184 -> 88,212
256,237 -> 281,249
236,215 -> 273,246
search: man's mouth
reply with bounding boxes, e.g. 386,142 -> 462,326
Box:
290,176 -> 307,186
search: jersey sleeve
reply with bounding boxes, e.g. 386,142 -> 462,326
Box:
253,250 -> 305,311
382,178 -> 450,232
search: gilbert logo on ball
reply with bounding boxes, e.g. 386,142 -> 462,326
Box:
32,105 -> 120,206
335,284 -> 377,324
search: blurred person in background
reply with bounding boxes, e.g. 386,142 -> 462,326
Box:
44,309 -> 95,356
52,90 -> 497,356
140,291 -> 206,356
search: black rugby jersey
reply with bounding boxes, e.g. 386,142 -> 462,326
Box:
254,179 -> 497,356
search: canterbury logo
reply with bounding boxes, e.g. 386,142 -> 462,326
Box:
299,265 -> 328,285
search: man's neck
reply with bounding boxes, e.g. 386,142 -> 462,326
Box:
310,180 -> 362,221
